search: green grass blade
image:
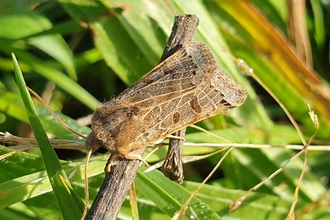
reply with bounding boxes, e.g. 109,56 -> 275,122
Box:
136,167 -> 222,220
12,53 -> 83,220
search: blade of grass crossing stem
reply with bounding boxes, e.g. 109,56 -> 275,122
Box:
12,53 -> 84,220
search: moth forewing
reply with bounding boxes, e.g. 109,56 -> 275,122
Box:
86,41 -> 247,160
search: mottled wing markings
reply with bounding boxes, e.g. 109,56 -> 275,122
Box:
86,41 -> 247,157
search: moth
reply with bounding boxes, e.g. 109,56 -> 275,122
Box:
86,41 -> 247,162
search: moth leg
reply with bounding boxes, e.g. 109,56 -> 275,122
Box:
125,153 -> 149,167
152,138 -> 165,145
117,147 -> 149,166
104,153 -> 121,173
104,152 -> 148,173
166,135 -> 186,141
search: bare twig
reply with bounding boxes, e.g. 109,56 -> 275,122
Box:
160,13 -> 200,184
161,128 -> 185,183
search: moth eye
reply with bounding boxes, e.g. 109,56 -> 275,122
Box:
125,107 -> 139,118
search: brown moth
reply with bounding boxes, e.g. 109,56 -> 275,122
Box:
86,41 -> 247,162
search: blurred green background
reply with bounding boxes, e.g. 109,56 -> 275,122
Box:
0,0 -> 330,219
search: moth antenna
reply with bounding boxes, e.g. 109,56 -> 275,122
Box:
173,147 -> 234,219
26,85 -> 86,139
81,149 -> 93,220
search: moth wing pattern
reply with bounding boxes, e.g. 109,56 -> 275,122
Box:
86,41 -> 247,157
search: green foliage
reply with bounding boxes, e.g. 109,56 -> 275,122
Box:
1,0 -> 330,219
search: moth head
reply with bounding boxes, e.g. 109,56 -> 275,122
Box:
85,132 -> 104,152
85,104 -> 140,153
